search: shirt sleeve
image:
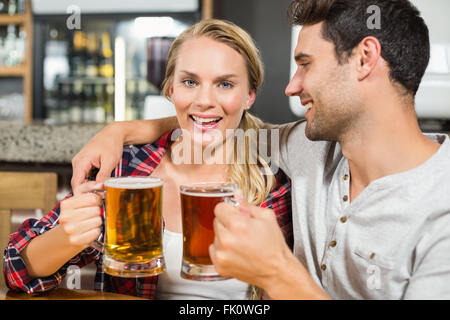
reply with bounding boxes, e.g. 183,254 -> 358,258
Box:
262,120 -> 305,178
260,170 -> 293,250
3,193 -> 102,294
403,212 -> 450,299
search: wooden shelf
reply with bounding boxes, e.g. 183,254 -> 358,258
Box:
0,14 -> 26,25
0,0 -> 32,124
0,64 -> 26,77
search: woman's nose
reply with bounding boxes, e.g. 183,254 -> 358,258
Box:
195,84 -> 216,109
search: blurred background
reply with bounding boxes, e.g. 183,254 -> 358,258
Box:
0,0 -> 449,289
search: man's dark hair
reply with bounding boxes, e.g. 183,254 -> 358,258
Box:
287,0 -> 430,96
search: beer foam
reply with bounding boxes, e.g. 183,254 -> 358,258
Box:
104,177 -> 163,189
180,191 -> 234,197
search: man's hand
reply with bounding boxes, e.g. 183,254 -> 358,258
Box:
71,124 -> 124,189
210,193 -> 330,300
71,118 -> 180,190
209,194 -> 292,289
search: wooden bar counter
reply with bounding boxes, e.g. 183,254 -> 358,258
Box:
0,287 -> 145,300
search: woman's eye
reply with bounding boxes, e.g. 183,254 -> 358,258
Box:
183,79 -> 196,87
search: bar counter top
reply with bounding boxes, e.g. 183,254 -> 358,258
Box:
0,121 -> 105,164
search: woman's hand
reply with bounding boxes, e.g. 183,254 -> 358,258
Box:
71,123 -> 125,190
59,181 -> 104,248
20,181 -> 106,278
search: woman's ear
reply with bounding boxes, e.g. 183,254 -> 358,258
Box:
245,90 -> 257,110
168,84 -> 174,100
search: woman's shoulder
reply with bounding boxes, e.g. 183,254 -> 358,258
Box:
125,130 -> 174,154
261,169 -> 291,209
118,130 -> 175,177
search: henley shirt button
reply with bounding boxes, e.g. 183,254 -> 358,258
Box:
343,195 -> 349,202
330,240 -> 337,247
343,174 -> 349,181
340,216 -> 348,223
321,264 -> 327,271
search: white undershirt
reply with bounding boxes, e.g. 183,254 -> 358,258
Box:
155,229 -> 250,300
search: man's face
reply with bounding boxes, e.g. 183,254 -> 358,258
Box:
285,23 -> 362,141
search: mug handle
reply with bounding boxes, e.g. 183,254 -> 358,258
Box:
223,196 -> 239,207
91,239 -> 104,253
88,189 -> 106,253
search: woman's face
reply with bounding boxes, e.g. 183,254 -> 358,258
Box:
169,36 -> 256,148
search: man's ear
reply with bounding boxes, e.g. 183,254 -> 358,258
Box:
355,36 -> 382,81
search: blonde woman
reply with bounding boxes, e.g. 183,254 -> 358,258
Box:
4,19 -> 292,299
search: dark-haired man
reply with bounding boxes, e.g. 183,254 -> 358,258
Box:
70,0 -> 450,299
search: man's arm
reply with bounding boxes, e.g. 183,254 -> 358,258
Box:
71,117 -> 179,189
210,194 -> 331,300
402,213 -> 450,299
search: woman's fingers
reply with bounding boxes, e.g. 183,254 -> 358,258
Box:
73,181 -> 104,197
68,227 -> 102,247
62,192 -> 103,212
59,205 -> 101,225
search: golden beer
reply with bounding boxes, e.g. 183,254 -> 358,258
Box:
103,177 -> 165,277
180,182 -> 237,281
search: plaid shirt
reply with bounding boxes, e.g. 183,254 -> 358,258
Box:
3,131 -> 292,299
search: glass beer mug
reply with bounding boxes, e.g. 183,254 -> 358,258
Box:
91,176 -> 165,277
179,182 -> 238,281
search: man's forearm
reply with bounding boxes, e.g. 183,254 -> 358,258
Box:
264,251 -> 331,300
115,117 -> 179,145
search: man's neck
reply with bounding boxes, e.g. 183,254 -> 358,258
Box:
339,104 -> 440,202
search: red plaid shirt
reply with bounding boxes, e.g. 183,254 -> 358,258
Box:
3,131 -> 292,299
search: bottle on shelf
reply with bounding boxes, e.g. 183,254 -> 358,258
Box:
15,25 -> 26,64
0,0 -> 7,14
58,83 -> 71,124
70,31 -> 87,77
85,32 -> 99,78
93,82 -> 105,123
3,24 -> 18,67
8,0 -> 17,15
69,80 -> 84,123
103,83 -> 114,123
99,32 -> 114,78
82,82 -> 94,123
0,37 -> 6,66
17,0 -> 25,14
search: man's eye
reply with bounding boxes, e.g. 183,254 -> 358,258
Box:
219,82 -> 233,89
183,79 -> 197,87
300,62 -> 310,68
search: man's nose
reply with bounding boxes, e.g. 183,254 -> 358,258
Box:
285,69 -> 304,97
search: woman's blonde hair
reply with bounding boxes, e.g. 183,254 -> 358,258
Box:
162,19 -> 275,205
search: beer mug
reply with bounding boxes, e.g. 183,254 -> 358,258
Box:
179,182 -> 238,281
92,176 -> 165,277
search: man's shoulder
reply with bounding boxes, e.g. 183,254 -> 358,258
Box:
280,120 -> 340,168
